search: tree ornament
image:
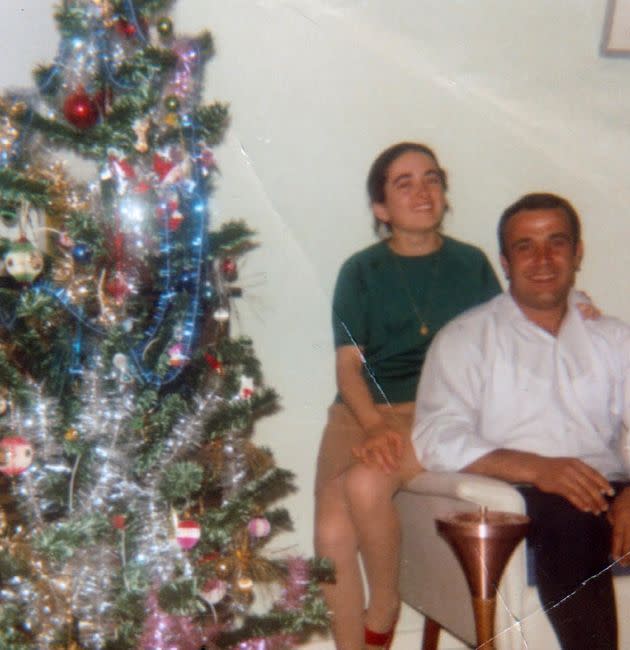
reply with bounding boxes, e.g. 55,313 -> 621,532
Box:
199,579 -> 227,605
236,576 -> 254,591
111,514 -> 126,530
115,16 -> 146,39
58,231 -> 75,248
168,210 -> 184,231
213,307 -> 230,323
153,153 -> 176,183
221,257 -> 238,282
64,428 -> 78,442
247,517 -> 271,538
105,272 -> 131,304
238,376 -> 255,400
164,95 -> 180,113
167,343 -> 188,368
204,353 -> 223,374
0,436 -> 34,476
71,243 -> 91,263
176,519 -> 201,550
157,17 -> 174,39
132,117 -> 150,153
63,88 -> 99,130
4,237 -> 44,283
164,112 -> 179,128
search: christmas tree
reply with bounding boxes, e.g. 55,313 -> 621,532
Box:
0,1 -> 330,648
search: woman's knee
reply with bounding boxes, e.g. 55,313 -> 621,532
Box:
344,463 -> 398,511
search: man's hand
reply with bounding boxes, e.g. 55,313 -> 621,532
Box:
352,422 -> 403,474
608,487 -> 630,566
531,457 -> 614,514
466,450 -> 614,514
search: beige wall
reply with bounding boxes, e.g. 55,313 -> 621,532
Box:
1,2 -> 629,647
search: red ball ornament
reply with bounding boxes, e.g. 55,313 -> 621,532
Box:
204,353 -> 223,374
176,519 -> 201,550
168,210 -> 184,231
63,88 -> 99,130
105,272 -> 131,304
0,436 -> 34,476
115,17 -> 147,39
221,258 -> 238,282
111,514 -> 127,530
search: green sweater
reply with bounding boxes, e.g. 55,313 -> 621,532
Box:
333,237 -> 501,403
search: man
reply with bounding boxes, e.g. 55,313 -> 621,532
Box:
413,192 -> 630,650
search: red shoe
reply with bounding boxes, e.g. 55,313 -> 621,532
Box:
364,625 -> 394,649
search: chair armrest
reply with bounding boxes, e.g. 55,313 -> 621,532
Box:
402,471 -> 527,514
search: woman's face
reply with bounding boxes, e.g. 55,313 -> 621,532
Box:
372,151 -> 446,236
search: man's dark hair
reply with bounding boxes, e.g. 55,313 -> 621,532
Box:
498,192 -> 582,257
367,142 -> 447,234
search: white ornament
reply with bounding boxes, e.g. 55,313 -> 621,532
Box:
200,579 -> 227,605
213,307 -> 230,323
238,376 -> 255,400
4,239 -> 43,283
175,519 -> 201,550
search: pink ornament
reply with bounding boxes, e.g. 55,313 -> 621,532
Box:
199,579 -> 227,605
247,517 -> 271,538
168,343 -> 189,368
0,436 -> 34,475
176,519 -> 200,550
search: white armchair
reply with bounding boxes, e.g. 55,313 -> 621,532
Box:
395,472 -> 630,649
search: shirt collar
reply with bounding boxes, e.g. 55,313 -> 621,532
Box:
497,289 -> 594,372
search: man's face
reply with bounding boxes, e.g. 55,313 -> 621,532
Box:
500,208 -> 583,314
372,151 -> 447,236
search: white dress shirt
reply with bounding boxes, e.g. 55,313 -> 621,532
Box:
413,291 -> 630,479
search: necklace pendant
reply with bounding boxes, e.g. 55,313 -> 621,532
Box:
419,323 -> 429,336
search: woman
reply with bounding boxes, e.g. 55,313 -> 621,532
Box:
314,142 -> 501,649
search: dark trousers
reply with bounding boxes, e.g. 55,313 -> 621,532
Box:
517,484 -> 629,650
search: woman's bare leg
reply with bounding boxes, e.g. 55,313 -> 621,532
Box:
315,474 -> 365,649
344,438 -> 422,644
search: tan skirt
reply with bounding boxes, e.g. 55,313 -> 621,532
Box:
315,401 -> 416,493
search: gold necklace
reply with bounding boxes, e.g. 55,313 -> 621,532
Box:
391,245 -> 442,338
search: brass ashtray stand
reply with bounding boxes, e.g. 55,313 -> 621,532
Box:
436,508 -> 530,649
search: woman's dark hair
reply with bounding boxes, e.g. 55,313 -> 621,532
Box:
367,142 -> 447,234
367,142 -> 447,204
498,192 -> 581,257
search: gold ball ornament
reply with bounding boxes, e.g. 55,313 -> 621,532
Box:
164,95 -> 180,113
164,112 -> 179,128
157,17 -> 173,38
64,428 -> 79,442
9,102 -> 27,119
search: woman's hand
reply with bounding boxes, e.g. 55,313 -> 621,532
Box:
352,422 -> 403,474
575,290 -> 601,321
